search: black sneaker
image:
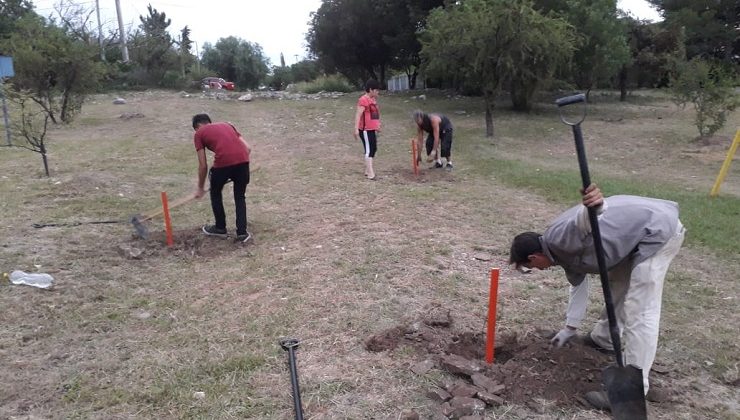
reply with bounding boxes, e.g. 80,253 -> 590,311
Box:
445,162 -> 454,171
434,161 -> 443,168
202,225 -> 227,237
235,232 -> 253,243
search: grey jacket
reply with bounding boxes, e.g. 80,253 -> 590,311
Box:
541,195 -> 679,286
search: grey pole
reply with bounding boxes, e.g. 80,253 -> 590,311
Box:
95,0 -> 105,61
114,0 -> 129,62
1,79 -> 11,146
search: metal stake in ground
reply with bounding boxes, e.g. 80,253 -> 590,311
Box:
556,93 -> 647,420
280,338 -> 304,420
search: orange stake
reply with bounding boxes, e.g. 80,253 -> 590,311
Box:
161,191 -> 174,247
411,138 -> 419,176
485,268 -> 500,364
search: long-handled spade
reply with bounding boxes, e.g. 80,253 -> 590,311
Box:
280,338 -> 304,420
556,93 -> 647,420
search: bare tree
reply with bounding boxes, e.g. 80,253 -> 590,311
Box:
8,90 -> 52,176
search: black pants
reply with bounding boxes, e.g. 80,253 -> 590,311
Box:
359,130 -> 377,158
426,129 -> 453,159
209,162 -> 249,235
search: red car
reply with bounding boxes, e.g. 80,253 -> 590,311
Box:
201,77 -> 235,90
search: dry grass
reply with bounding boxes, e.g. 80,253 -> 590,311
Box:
0,89 -> 738,419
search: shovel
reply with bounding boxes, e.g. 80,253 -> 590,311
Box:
556,93 -> 647,420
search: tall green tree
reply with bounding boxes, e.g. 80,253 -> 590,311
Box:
307,0 -> 444,87
308,0 -> 388,84
421,0 -> 575,136
618,17 -> 685,98
201,37 -> 269,89
534,0 -> 630,96
178,25 -> 195,77
2,15 -> 105,123
0,0 -> 35,43
128,4 -> 178,85
290,59 -> 320,83
647,0 -> 738,65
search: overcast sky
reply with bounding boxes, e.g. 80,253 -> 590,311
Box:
30,0 -> 662,67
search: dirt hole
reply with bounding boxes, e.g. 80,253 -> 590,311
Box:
364,309 -> 615,406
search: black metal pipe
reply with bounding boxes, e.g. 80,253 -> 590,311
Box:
280,338 -> 304,420
571,123 -> 624,368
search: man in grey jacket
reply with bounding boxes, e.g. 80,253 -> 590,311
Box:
509,184 -> 685,410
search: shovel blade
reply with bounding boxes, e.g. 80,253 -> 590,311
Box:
130,215 -> 149,239
604,364 -> 647,420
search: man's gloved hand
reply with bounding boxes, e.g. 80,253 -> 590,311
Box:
550,327 -> 577,348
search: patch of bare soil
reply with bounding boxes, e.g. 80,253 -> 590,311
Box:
364,307 -> 647,417
118,229 -> 253,260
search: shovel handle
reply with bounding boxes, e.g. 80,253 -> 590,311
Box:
556,93 -> 587,126
555,93 -> 585,107
571,123 -> 625,369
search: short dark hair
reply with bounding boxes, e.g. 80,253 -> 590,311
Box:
192,113 -> 212,129
364,79 -> 380,92
509,232 -> 543,265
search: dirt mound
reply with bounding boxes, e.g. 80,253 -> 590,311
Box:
119,229 -> 252,260
365,312 -> 612,409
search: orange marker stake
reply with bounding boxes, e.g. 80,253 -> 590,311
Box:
411,138 -> 419,176
485,268 -> 500,364
161,191 -> 174,247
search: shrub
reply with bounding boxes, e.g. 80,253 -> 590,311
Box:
670,58 -> 739,137
290,74 -> 354,94
161,70 -> 187,89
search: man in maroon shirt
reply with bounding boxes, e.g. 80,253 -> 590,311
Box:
192,113 -> 252,242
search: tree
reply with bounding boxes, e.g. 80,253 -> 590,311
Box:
618,17 -> 685,99
178,26 -> 195,77
535,0 -> 630,96
290,59 -> 320,83
382,0 -> 445,89
128,5 -> 178,85
308,0 -> 388,85
201,37 -> 269,89
307,0 -> 445,87
647,0 -> 738,65
0,0 -> 35,43
7,88 -> 52,176
670,58 -> 738,137
421,0 -> 576,136
268,66 -> 292,90
2,15 -> 105,123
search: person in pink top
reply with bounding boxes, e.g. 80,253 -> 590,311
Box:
352,79 -> 381,180
192,113 -> 252,243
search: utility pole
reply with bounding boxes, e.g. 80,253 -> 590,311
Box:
294,54 -> 299,64
194,41 -> 200,73
114,0 -> 129,62
95,0 -> 105,61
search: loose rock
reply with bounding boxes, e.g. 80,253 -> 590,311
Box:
427,387 -> 452,403
440,354 -> 483,377
411,359 -> 435,375
449,396 -> 486,417
446,380 -> 480,398
476,391 -> 504,406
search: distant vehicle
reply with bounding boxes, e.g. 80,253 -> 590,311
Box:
201,77 -> 235,90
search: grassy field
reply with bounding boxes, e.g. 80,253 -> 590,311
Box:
0,88 -> 738,419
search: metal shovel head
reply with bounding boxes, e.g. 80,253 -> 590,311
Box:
129,214 -> 149,239
604,364 -> 647,420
